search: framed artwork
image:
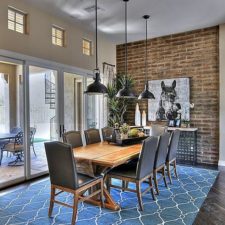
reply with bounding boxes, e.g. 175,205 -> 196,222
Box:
148,78 -> 190,121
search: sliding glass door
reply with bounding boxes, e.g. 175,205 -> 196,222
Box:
0,58 -> 25,188
63,72 -> 84,132
29,65 -> 59,176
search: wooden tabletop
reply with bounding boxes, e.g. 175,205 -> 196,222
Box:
73,142 -> 142,168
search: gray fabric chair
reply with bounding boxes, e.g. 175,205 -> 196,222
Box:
151,125 -> 167,137
62,131 -> 83,148
101,127 -> 114,141
153,132 -> 170,194
106,136 -> 159,211
166,129 -> 181,184
84,129 -> 101,145
44,141 -> 104,225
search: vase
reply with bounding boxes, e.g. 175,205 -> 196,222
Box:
142,110 -> 146,126
121,133 -> 128,139
135,103 -> 141,126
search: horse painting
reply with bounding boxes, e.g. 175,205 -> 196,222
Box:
156,80 -> 181,120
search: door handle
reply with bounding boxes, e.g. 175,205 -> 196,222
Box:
59,125 -> 62,138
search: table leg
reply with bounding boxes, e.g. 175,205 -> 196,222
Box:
84,187 -> 120,210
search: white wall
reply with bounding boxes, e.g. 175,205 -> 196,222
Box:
0,0 -> 116,71
219,24 -> 225,166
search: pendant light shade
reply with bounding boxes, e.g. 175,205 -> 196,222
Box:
84,0 -> 108,95
116,0 -> 136,98
138,15 -> 155,100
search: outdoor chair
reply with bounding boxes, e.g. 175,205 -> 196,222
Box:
30,127 -> 36,156
0,131 -> 24,166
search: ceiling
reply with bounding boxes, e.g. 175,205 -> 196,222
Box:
23,0 -> 225,44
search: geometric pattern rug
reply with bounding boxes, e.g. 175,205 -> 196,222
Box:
0,166 -> 218,225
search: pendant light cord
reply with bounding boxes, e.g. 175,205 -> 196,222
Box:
145,18 -> 148,84
95,0 -> 98,70
125,0 -> 128,84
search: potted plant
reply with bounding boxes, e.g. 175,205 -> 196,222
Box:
107,75 -> 135,127
119,123 -> 130,139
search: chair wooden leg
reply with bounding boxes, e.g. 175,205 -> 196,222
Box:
136,181 -> 144,211
153,171 -> 159,195
106,176 -> 111,193
100,180 -> 104,208
48,186 -> 55,217
149,177 -> 156,201
162,166 -> 168,188
173,160 -> 178,179
122,180 -> 125,191
166,161 -> 172,184
71,193 -> 79,225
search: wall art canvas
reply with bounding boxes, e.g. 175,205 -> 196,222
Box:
148,78 -> 190,121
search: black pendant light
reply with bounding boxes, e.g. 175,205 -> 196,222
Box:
116,0 -> 136,98
138,15 -> 155,100
84,0 -> 108,95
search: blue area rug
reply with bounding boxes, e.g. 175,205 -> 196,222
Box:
0,166 -> 218,225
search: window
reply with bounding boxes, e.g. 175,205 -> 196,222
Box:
83,39 -> 92,56
8,7 -> 27,34
52,25 -> 65,47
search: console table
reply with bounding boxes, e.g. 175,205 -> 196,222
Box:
167,127 -> 198,165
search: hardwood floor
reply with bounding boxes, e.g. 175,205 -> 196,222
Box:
0,165 -> 224,225
193,166 -> 225,225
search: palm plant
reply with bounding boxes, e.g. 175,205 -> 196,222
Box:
107,75 -> 135,127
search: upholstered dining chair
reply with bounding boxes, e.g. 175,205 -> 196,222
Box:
101,127 -> 114,141
84,128 -> 101,145
153,132 -> 171,195
0,131 -> 24,166
106,136 -> 159,211
166,129 -> 181,184
151,125 -> 167,137
44,141 -> 104,225
62,130 -> 83,148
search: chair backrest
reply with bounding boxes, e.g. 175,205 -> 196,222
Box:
62,131 -> 83,148
44,141 -> 78,190
167,130 -> 181,162
154,132 -> 171,169
84,129 -> 101,145
136,136 -> 159,180
151,125 -> 167,137
11,127 -> 22,134
30,127 -> 36,144
15,131 -> 23,145
101,127 -> 114,141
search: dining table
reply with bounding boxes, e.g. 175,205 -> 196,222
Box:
73,142 -> 142,210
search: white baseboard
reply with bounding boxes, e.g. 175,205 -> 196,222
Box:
218,160 -> 225,167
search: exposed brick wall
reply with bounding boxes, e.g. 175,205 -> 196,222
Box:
116,27 -> 219,165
